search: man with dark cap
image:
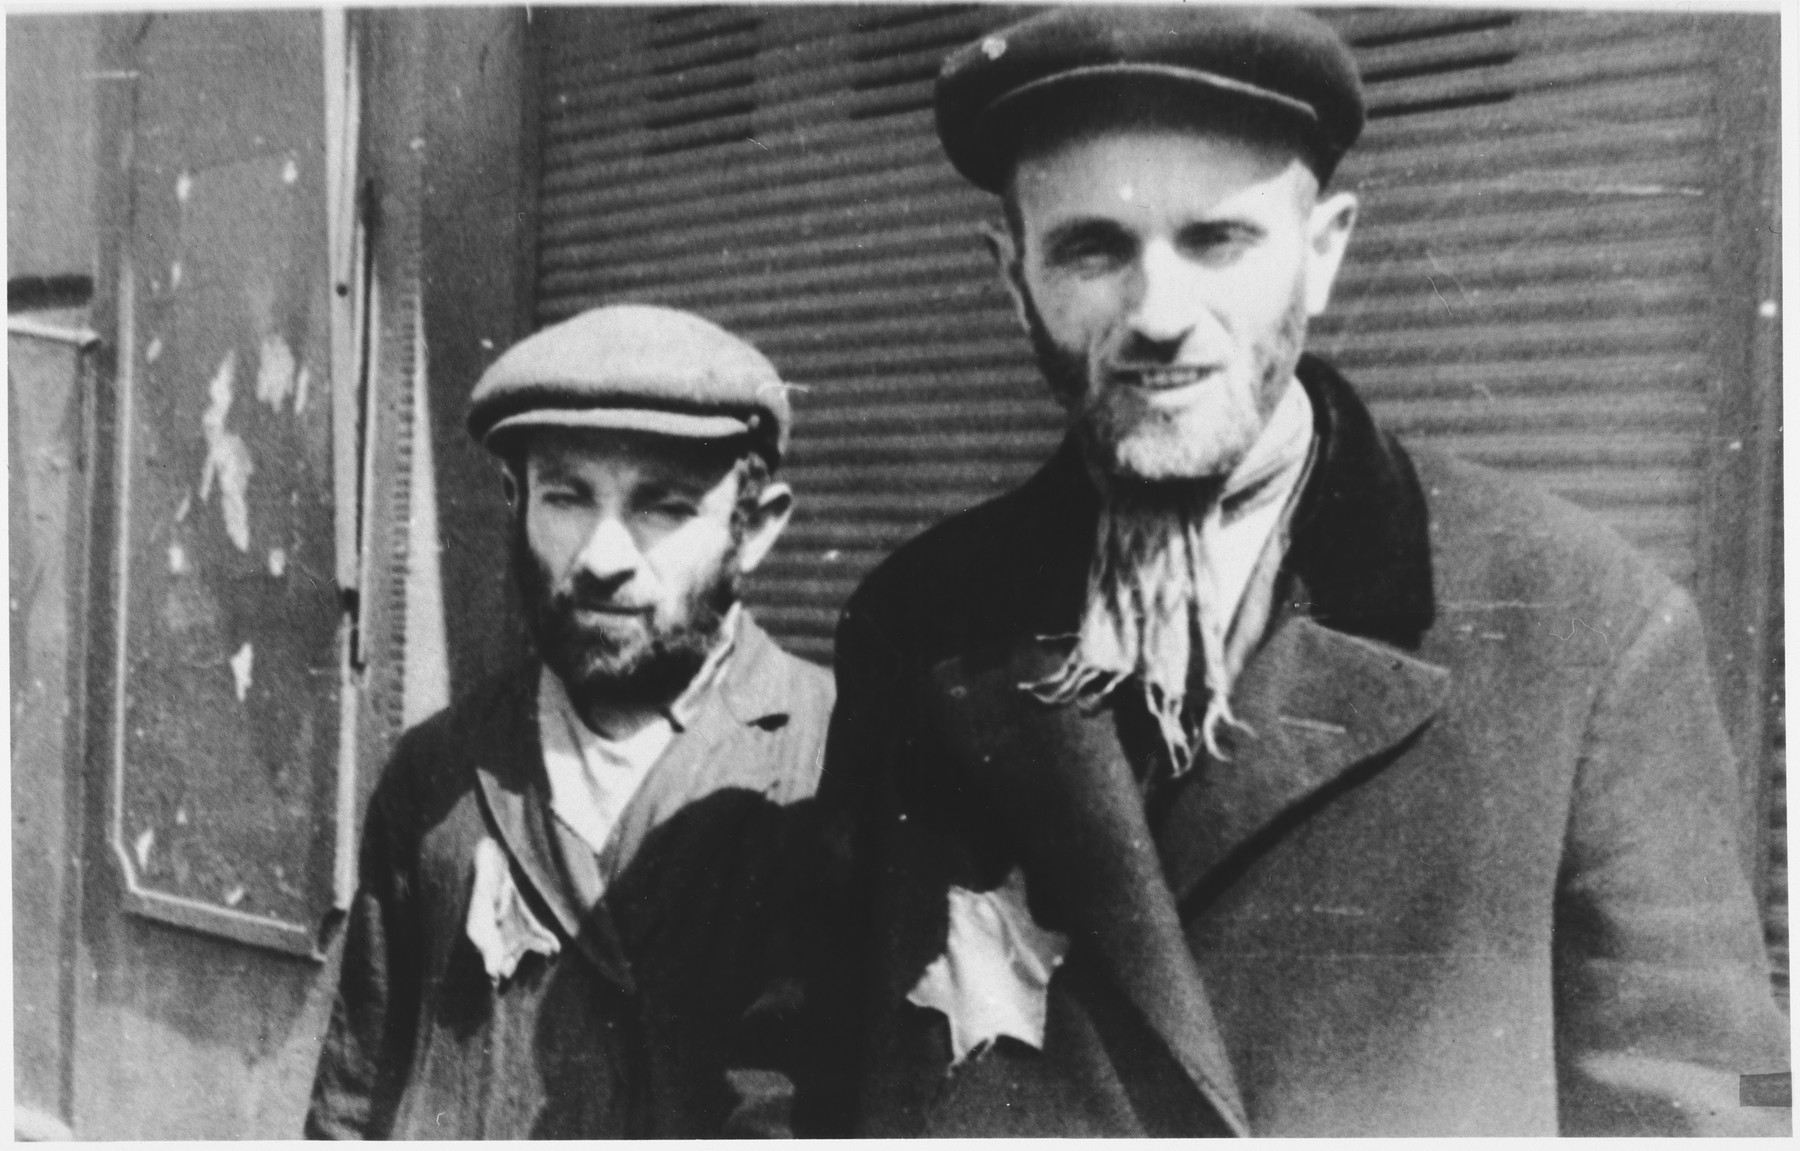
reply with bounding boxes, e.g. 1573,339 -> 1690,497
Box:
805,6 -> 1787,1138
306,304 -> 833,1138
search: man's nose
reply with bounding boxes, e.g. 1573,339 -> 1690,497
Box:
573,513 -> 642,584
1125,241 -> 1202,355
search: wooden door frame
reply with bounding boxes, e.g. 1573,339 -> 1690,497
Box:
1693,14 -> 1783,911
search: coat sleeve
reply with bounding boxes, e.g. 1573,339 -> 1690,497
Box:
789,597 -> 898,1137
721,663 -> 837,1139
793,584 -> 966,1135
304,760 -> 424,1139
793,582 -> 1012,1136
1553,584 -> 1789,1135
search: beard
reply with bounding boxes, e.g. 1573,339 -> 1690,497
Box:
1019,281 -> 1309,484
512,514 -> 740,712
1018,278 -> 1317,770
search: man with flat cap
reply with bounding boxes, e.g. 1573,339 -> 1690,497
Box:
804,6 -> 1787,1138
307,304 -> 834,1138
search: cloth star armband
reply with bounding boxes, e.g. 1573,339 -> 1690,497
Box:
465,837 -> 561,986
906,867 -> 1071,1065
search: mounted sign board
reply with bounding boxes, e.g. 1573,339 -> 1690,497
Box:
104,11 -> 347,956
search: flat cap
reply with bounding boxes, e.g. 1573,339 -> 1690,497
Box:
936,6 -> 1364,192
467,304 -> 791,464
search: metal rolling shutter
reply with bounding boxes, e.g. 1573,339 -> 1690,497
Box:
1305,9 -> 1784,1004
1310,7 -> 1720,587
532,5 -> 1781,993
534,4 -> 1730,652
535,4 -> 1042,664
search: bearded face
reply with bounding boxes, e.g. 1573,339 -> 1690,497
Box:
512,509 -> 739,710
1002,124 -> 1353,484
1020,280 -> 1310,484
509,428 -> 753,713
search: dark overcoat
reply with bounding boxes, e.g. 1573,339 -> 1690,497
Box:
803,356 -> 1788,1137
306,616 -> 834,1139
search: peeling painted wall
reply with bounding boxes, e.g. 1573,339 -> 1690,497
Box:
68,11 -> 348,1139
115,42 -> 342,939
6,15 -> 97,279
49,8 -> 536,1137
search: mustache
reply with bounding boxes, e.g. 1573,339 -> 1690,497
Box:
549,570 -> 649,615
1021,294 -> 1184,402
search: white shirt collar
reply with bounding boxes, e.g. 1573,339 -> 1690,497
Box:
538,603 -> 744,857
1210,377 -> 1315,635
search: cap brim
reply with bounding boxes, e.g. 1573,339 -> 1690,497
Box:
484,406 -> 754,446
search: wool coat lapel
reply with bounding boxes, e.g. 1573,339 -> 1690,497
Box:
471,619 -> 805,997
471,675 -> 637,994
926,643 -> 1250,1137
902,356 -> 1451,1133
1157,611 -> 1450,910
1143,353 -> 1450,909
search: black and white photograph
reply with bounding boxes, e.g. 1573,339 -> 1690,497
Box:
7,1 -> 1791,1138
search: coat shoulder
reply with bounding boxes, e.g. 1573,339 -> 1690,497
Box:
849,478 -> 1038,610
842,467 -> 1085,670
732,614 -> 837,732
756,639 -> 838,799
368,667 -> 534,836
1410,446 -> 1687,645
767,640 -> 837,719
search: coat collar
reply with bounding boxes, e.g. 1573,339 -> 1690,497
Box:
926,643 -> 1250,1137
1009,353 -> 1436,650
926,614 -> 1447,1126
920,358 -> 1450,1113
470,609 -> 795,994
982,356 -> 1449,908
1143,355 -> 1449,907
1156,611 -> 1450,909
1284,353 -> 1436,649
1137,356 -> 1447,904
717,613 -> 801,726
470,676 -> 637,992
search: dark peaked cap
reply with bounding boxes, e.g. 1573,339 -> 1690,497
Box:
467,304 -> 792,465
936,6 -> 1365,192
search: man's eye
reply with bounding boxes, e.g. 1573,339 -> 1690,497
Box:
1054,246 -> 1125,272
1045,231 -> 1132,272
539,489 -> 584,508
1180,226 -> 1257,263
641,498 -> 699,520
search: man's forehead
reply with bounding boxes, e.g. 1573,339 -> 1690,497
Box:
1007,122 -> 1317,222
1005,89 -> 1318,190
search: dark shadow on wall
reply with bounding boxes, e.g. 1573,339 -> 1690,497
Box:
417,7 -> 536,699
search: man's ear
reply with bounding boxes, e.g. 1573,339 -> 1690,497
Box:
735,480 -> 794,575
500,464 -> 521,515
979,218 -> 1033,336
1302,189 -> 1358,317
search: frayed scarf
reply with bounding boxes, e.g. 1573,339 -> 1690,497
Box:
1026,380 -> 1315,775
